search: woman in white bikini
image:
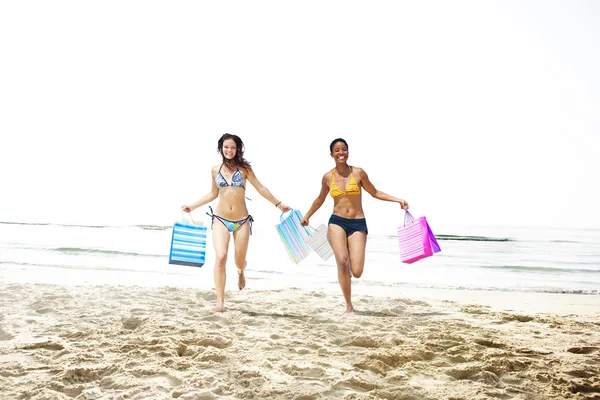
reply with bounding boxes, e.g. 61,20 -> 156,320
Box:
301,138 -> 409,313
182,134 -> 290,312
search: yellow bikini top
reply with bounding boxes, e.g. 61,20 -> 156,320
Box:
330,167 -> 361,198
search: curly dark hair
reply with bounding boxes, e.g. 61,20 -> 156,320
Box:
329,138 -> 348,153
217,133 -> 252,171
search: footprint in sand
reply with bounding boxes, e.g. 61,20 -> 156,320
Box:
515,347 -> 553,356
336,336 -> 384,348
332,375 -> 380,391
367,348 -> 435,368
196,347 -> 227,362
566,369 -> 598,378
130,369 -> 184,387
460,305 -> 492,315
474,338 -> 505,349
353,359 -> 389,375
200,313 -> 229,324
444,364 -> 482,380
502,313 -> 535,322
474,370 -> 501,385
0,328 -> 14,341
185,336 -> 232,349
567,346 -> 598,355
21,341 -> 65,351
121,316 -> 145,330
570,382 -> 600,395
197,292 -> 218,302
129,308 -> 148,315
59,365 -> 120,385
280,363 -> 325,378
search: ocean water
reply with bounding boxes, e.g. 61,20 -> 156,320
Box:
1,221 -> 599,296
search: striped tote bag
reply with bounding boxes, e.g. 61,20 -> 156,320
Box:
305,224 -> 333,261
169,217 -> 207,267
397,211 -> 441,264
275,209 -> 312,264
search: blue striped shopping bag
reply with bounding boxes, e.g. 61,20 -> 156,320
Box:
275,209 -> 312,264
169,216 -> 207,267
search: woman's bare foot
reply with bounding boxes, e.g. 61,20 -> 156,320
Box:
212,302 -> 225,312
345,305 -> 354,313
238,261 -> 247,290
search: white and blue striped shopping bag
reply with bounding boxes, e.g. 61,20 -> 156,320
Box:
169,221 -> 207,267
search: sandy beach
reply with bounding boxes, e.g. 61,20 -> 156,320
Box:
1,283 -> 599,400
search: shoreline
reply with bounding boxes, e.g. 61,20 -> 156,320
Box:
350,285 -> 600,317
2,266 -> 599,317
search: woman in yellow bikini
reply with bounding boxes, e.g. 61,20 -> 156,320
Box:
182,134 -> 290,312
300,138 -> 409,313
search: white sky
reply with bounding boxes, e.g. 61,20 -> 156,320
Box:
1,1 -> 598,234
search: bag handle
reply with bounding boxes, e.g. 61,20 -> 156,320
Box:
307,224 -> 323,235
404,210 -> 415,226
279,209 -> 295,222
182,211 -> 197,225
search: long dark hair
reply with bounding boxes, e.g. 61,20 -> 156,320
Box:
217,133 -> 252,171
329,138 -> 348,153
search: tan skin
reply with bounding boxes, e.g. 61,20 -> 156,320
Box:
183,139 -> 290,312
301,140 -> 409,313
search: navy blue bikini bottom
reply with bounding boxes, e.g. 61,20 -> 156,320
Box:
328,214 -> 368,236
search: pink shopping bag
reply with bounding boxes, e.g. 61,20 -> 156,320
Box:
397,211 -> 441,264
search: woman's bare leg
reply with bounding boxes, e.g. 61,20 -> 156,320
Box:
212,220 -> 231,311
232,221 -> 251,290
328,224 -> 353,312
347,231 -> 367,279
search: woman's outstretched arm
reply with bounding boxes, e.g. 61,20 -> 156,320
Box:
358,168 -> 409,210
246,168 -> 291,212
300,173 -> 330,226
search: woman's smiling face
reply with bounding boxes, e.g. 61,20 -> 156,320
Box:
331,141 -> 349,163
222,139 -> 237,160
